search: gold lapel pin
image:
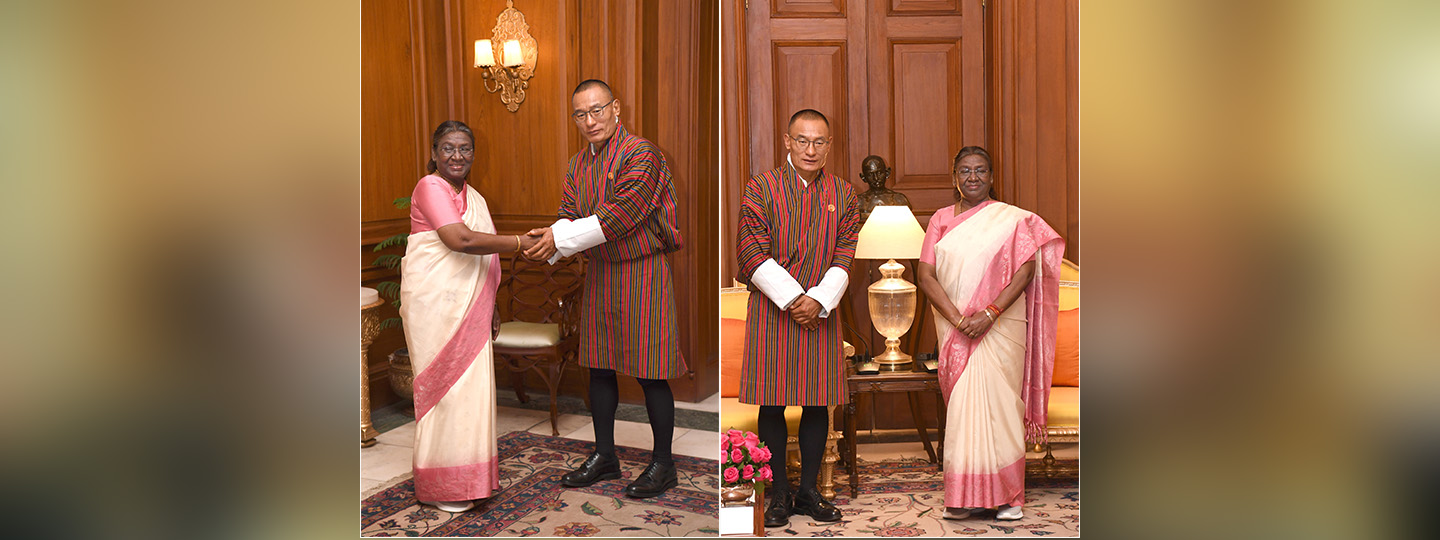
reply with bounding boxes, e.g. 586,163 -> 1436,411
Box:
827,204 -> 836,212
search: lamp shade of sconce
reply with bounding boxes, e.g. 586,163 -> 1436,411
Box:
501,40 -> 523,67
475,39 -> 495,67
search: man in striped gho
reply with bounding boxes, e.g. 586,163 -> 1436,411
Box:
736,109 -> 861,527
524,79 -> 687,499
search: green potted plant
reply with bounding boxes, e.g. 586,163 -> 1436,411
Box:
372,196 -> 413,406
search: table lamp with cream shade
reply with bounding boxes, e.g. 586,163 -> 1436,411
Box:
854,205 -> 926,372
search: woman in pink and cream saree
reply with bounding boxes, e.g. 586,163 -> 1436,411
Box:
917,146 -> 1064,522
399,121 -> 540,513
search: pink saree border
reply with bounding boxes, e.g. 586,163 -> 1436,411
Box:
413,458 -> 501,502
943,456 -> 1026,508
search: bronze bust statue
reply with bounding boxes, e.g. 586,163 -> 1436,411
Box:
857,155 -> 910,220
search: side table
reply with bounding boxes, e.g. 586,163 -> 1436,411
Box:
840,364 -> 946,497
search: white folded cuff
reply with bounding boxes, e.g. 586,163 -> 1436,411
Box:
805,266 -> 850,318
751,259 -> 805,310
554,215 -> 606,258
545,218 -> 572,265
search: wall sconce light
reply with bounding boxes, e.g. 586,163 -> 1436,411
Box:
473,0 -> 537,113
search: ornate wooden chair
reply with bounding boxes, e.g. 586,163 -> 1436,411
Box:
493,254 -> 585,435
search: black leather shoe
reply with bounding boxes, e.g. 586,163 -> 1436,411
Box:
792,486 -> 842,522
561,452 -> 621,487
622,461 -> 677,498
763,487 -> 793,528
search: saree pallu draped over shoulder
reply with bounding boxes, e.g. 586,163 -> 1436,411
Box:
399,183 -> 502,502
926,201 -> 1063,509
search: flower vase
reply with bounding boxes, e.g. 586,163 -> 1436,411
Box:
721,483 -> 754,506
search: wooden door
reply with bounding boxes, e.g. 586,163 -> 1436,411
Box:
865,0 -> 985,215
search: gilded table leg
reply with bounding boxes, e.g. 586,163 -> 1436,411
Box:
361,303 -> 383,447
820,405 -> 840,500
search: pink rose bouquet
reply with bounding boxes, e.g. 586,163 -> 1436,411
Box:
720,429 -> 774,487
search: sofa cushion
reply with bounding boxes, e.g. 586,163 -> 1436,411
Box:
1047,386 -> 1078,427
1059,259 -> 1079,311
721,286 -> 749,319
1052,308 -> 1079,386
494,321 -> 560,348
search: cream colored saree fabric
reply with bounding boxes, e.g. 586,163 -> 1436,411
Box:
399,187 -> 501,502
927,201 -> 1063,509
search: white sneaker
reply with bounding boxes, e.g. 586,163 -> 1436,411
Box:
996,505 -> 1023,520
424,500 -> 475,513
942,508 -> 972,520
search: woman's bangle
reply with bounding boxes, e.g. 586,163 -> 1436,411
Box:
955,315 -> 965,328
514,235 -> 521,252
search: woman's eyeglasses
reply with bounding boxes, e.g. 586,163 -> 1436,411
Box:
439,146 -> 475,158
956,168 -> 990,177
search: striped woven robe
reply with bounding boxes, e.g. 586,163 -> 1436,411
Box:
560,124 -> 687,380
736,163 -> 860,406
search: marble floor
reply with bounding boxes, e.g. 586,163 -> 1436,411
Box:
361,391 -> 721,497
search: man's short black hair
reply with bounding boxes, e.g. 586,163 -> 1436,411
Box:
788,109 -> 829,129
572,79 -> 614,100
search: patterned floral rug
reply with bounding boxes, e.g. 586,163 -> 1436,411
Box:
765,458 -> 1079,537
361,432 -> 718,537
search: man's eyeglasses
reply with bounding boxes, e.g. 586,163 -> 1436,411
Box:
572,99 -> 617,122
440,146 -> 475,158
788,136 -> 831,150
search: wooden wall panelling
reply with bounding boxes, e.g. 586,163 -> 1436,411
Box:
362,0 -> 422,224
889,0 -> 960,16
865,0 -> 981,219
1065,0 -> 1077,262
722,0 -> 748,285
362,0 -> 425,410
770,41 -> 851,182
461,0 -> 575,220
647,0 -> 720,403
985,0 -> 1078,262
741,0 -> 868,244
773,0 -> 846,18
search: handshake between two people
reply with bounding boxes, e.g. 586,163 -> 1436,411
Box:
517,227 -> 558,261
